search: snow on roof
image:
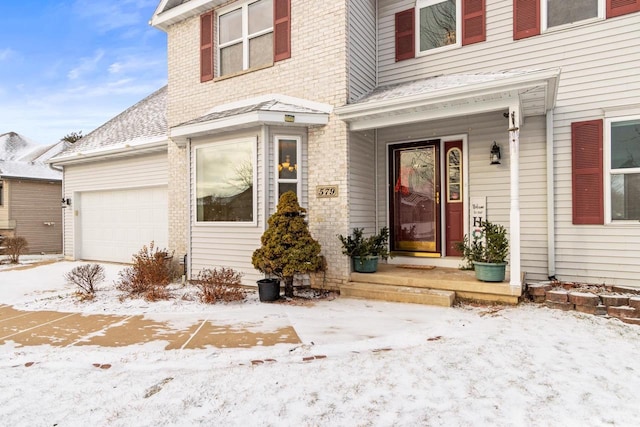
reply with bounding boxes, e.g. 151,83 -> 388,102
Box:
0,160 -> 61,181
178,99 -> 328,128
0,132 -> 63,180
0,132 -> 40,161
53,86 -> 168,158
351,69 -> 545,105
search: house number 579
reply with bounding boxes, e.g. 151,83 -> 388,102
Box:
316,186 -> 338,198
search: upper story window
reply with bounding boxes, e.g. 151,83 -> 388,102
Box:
200,0 -> 291,82
395,1 -> 485,62
542,0 -> 602,30
219,0 -> 274,76
417,0 -> 460,54
608,117 -> 640,222
515,0 -> 640,40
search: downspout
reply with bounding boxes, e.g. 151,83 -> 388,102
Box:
374,129 -> 379,231
186,137 -> 192,282
546,111 -> 556,280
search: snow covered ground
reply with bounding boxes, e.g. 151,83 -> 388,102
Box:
1,260 -> 639,426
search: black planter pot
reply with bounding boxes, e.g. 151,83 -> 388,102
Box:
257,278 -> 280,302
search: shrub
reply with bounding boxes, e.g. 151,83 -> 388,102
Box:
3,236 -> 28,264
116,242 -> 175,301
194,268 -> 246,304
65,264 -> 105,299
252,191 -> 323,298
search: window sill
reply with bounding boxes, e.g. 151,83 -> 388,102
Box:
214,62 -> 274,82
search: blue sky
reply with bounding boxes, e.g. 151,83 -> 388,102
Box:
0,0 -> 167,144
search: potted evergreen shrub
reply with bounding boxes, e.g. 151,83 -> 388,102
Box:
456,220 -> 509,282
338,227 -> 390,273
252,191 -> 324,300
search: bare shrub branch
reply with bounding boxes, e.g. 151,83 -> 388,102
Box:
65,264 -> 105,298
193,267 -> 246,304
116,242 -> 175,301
3,237 -> 28,263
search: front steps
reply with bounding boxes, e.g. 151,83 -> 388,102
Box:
340,264 -> 522,306
340,282 -> 456,307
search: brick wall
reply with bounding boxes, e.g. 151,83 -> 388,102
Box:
165,0 -> 352,286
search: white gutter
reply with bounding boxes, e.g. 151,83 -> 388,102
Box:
337,68 -> 561,120
546,111 -> 556,279
48,138 -> 168,166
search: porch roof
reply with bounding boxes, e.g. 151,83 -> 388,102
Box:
170,94 -> 332,144
337,69 -> 561,131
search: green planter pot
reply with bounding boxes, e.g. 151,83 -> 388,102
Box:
353,256 -> 379,273
257,278 -> 280,302
473,261 -> 507,282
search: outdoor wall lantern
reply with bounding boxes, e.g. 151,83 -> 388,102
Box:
490,141 -> 501,165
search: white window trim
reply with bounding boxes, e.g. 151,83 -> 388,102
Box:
274,135 -> 302,207
415,0 -> 462,57
541,0 -> 604,32
604,114 -> 640,224
217,0 -> 274,75
193,137 -> 258,227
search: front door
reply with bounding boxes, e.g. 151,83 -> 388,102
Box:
389,141 -> 440,254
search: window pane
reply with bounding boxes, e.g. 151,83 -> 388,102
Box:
611,173 -> 640,220
220,43 -> 243,76
249,0 -> 273,34
419,0 -> 456,52
249,33 -> 273,68
611,119 -> 640,169
278,183 -> 297,200
220,8 -> 242,44
196,141 -> 254,222
278,139 -> 297,180
547,0 -> 598,28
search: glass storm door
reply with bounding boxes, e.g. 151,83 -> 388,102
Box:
390,141 -> 440,254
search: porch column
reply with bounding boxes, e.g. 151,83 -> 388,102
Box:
508,105 -> 521,288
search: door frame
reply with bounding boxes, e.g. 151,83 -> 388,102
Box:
385,134 -> 469,258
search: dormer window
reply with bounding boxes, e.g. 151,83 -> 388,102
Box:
219,0 -> 274,76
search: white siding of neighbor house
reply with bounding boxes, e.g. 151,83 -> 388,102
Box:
369,0 -> 640,286
371,112 -> 549,280
348,0 -> 377,102
0,181 -> 9,224
189,129 -> 265,286
61,152 -> 168,260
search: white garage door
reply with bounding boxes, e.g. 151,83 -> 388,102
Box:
79,186 -> 168,263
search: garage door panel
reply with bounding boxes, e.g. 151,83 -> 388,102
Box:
79,187 -> 168,263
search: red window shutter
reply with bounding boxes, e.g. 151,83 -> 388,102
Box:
200,11 -> 214,82
513,0 -> 540,40
395,9 -> 415,61
607,0 -> 640,18
274,0 -> 291,62
572,120 -> 604,225
462,0 -> 485,45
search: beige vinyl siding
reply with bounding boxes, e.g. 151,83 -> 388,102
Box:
373,112 -> 549,279
7,179 -> 62,254
348,130 -> 377,233
190,129 -> 264,285
62,152 -> 168,259
374,1 -> 640,286
348,0 -> 377,102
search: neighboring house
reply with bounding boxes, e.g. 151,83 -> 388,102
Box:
0,132 -> 64,254
49,87 -> 169,264
127,0 -> 640,291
